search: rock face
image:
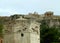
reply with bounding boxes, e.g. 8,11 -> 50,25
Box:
2,11 -> 60,43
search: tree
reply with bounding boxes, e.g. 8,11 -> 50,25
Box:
40,20 -> 60,43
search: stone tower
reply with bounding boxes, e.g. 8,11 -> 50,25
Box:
3,16 -> 40,43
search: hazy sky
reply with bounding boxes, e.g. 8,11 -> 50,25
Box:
0,0 -> 60,16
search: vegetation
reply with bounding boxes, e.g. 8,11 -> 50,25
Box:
0,19 -> 4,38
0,24 -> 3,37
10,14 -> 24,20
40,20 -> 60,43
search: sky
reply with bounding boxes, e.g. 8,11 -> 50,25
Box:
0,0 -> 60,16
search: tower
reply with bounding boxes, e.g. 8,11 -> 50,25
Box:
3,16 -> 40,43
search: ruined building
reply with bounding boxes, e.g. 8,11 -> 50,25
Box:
2,11 -> 60,43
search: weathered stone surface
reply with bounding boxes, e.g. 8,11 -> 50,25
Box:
3,16 -> 40,43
